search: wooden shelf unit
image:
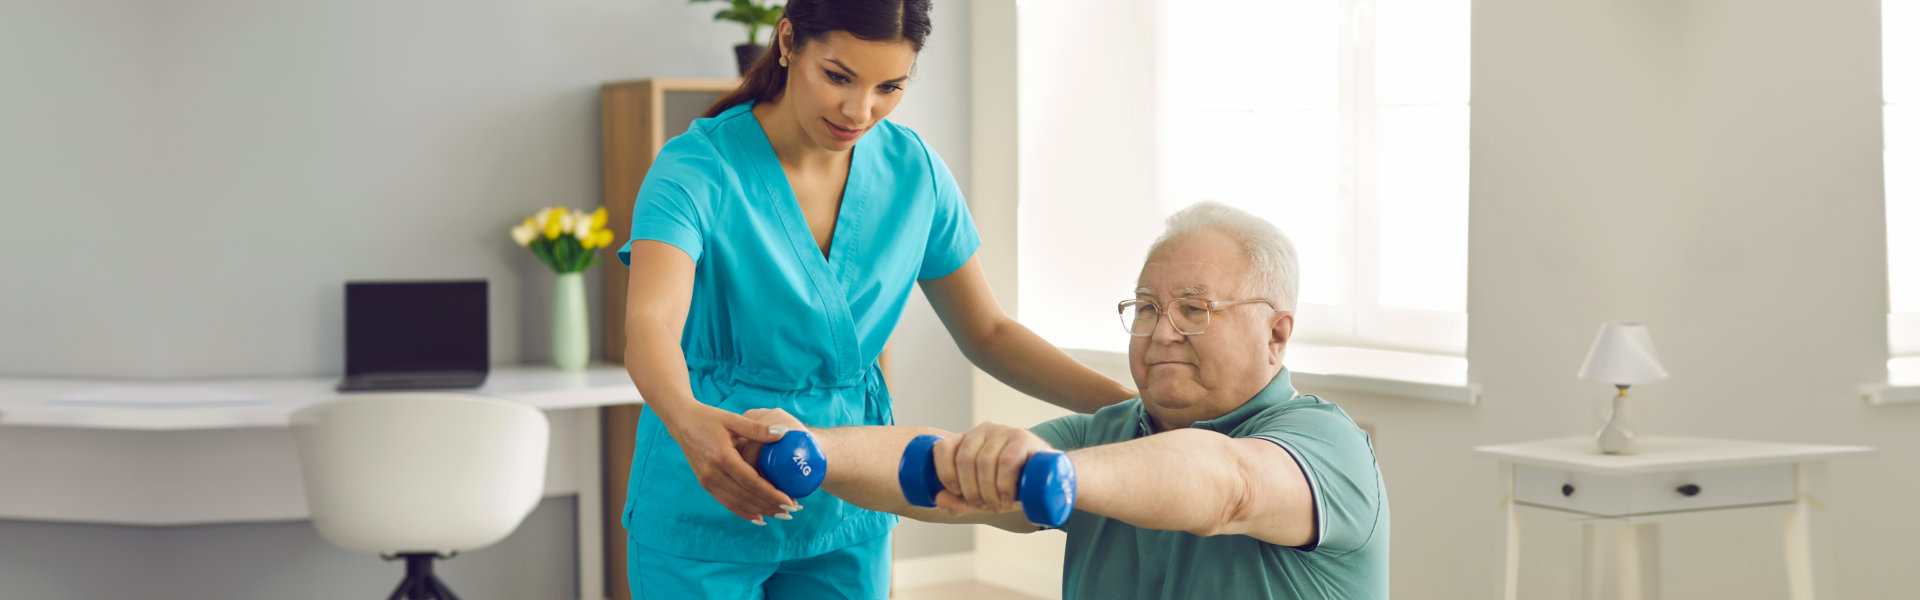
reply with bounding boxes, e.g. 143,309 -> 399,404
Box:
597,77 -> 738,600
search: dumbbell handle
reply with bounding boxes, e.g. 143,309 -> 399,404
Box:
757,430 -> 827,499
897,435 -> 1076,529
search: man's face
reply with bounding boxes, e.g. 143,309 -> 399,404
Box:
1129,232 -> 1290,428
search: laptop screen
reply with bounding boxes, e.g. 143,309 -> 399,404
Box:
344,280 -> 488,375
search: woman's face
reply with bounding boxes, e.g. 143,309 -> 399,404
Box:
778,25 -> 917,152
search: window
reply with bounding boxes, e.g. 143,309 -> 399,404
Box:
1886,0 -> 1920,384
1016,0 -> 1472,383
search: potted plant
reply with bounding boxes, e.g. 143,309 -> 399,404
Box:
692,0 -> 786,76
510,206 -> 614,370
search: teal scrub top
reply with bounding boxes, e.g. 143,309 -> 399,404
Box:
616,101 -> 981,563
1030,369 -> 1392,600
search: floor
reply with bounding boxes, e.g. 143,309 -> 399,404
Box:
895,581 -> 1049,600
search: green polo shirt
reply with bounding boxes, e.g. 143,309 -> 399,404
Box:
1029,368 -> 1389,600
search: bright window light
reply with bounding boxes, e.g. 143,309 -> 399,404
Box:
1888,0 -> 1920,371
1017,0 -> 1471,364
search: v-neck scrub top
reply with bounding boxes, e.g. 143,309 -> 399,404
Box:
615,102 -> 981,562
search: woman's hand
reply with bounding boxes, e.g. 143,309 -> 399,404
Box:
656,403 -> 798,524
736,408 -> 809,468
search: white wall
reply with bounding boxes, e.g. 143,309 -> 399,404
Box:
972,0 -> 1910,598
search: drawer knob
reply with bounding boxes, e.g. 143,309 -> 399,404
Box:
1677,484 -> 1701,497
1561,484 -> 1575,497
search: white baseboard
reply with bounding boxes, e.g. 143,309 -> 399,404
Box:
893,552 -> 976,589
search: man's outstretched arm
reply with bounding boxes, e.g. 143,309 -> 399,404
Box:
936,424 -> 1317,547
1067,429 -> 1316,546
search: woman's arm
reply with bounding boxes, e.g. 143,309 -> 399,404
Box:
919,257 -> 1137,414
624,240 -> 795,523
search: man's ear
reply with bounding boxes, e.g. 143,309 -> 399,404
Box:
1270,312 -> 1293,364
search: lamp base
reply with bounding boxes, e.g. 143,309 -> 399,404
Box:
1597,390 -> 1637,454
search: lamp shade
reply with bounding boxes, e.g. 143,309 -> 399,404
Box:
1577,321 -> 1670,385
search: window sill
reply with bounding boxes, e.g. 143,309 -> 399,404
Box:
1863,357 -> 1920,405
1062,345 -> 1478,406
1862,384 -> 1920,405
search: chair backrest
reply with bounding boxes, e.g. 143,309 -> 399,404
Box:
290,393 -> 548,556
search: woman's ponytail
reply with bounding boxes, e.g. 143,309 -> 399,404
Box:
704,41 -> 789,118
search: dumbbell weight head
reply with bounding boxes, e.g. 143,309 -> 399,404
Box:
1019,451 -> 1077,528
899,435 -> 945,509
896,434 -> 1077,529
757,430 -> 827,499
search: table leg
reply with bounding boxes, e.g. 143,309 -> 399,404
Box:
1583,523 -> 1603,600
1500,463 -> 1520,600
1582,521 -> 1658,600
1617,523 -> 1659,600
576,408 -> 605,600
1785,462 -> 1833,600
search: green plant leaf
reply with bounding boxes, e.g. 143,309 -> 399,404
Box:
700,0 -> 781,44
529,241 -> 556,272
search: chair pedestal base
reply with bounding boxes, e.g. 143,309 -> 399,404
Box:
385,552 -> 462,600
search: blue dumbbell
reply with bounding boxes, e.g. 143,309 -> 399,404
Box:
896,434 -> 1076,529
758,430 -> 827,499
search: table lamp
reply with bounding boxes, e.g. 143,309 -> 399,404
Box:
1577,321 -> 1670,454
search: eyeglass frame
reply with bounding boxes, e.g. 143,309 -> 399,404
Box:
1116,297 -> 1281,337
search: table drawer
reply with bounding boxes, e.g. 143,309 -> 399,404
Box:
1513,464 -> 1795,516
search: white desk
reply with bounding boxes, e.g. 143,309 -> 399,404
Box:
1476,436 -> 1873,600
0,364 -> 640,600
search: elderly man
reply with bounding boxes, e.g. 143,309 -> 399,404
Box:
743,202 -> 1389,599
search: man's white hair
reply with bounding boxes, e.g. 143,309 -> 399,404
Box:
1145,201 -> 1301,312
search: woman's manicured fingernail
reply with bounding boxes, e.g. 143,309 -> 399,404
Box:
769,425 -> 789,436
751,517 -> 767,526
773,512 -> 793,521
781,504 -> 802,512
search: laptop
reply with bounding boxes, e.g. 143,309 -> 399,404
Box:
337,280 -> 490,392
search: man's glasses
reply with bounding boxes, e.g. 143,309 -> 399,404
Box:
1117,297 -> 1279,337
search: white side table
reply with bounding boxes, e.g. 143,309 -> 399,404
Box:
1475,436 -> 1872,600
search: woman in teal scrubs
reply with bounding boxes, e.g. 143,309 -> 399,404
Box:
617,0 -> 1136,597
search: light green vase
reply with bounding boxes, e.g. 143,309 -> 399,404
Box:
552,271 -> 589,371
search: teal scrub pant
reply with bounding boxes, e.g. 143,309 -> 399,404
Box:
627,532 -> 891,600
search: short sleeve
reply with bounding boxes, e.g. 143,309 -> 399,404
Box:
916,141 -> 982,280
1029,414 -> 1093,452
1244,402 -> 1385,555
618,134 -> 717,267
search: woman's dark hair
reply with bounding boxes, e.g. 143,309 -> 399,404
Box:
703,0 -> 932,118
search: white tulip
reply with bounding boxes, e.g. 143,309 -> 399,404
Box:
533,208 -> 552,229
558,210 -> 574,232
574,216 -> 594,240
511,224 -> 537,247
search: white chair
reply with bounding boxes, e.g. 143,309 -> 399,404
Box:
291,393 -> 549,600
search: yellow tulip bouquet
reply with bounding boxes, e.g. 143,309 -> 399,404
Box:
512,206 -> 615,273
